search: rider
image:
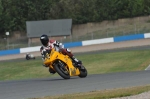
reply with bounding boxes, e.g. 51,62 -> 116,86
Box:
40,34 -> 82,74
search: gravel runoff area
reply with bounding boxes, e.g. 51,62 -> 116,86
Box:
1,38 -> 150,99
111,91 -> 150,99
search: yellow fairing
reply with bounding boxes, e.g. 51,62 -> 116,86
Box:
43,48 -> 80,76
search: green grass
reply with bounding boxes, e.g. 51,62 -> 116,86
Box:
0,50 -> 150,81
0,59 -> 59,81
78,50 -> 150,74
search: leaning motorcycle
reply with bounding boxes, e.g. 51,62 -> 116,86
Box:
42,46 -> 88,79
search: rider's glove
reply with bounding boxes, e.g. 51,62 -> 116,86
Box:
54,41 -> 60,47
59,43 -> 64,48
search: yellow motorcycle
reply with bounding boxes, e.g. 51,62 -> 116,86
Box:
43,46 -> 88,79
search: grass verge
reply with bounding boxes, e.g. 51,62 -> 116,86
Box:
1,50 -> 150,81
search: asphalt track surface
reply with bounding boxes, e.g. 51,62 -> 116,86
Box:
1,71 -> 150,99
1,45 -> 150,99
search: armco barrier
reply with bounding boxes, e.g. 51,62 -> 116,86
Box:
64,41 -> 82,48
82,37 -> 114,46
0,33 -> 150,56
144,33 -> 150,38
20,46 -> 41,53
0,49 -> 20,56
114,34 -> 144,42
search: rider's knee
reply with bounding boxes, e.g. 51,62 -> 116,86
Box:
66,48 -> 73,57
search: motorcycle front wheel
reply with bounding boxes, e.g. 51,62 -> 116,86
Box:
54,64 -> 70,79
78,66 -> 88,78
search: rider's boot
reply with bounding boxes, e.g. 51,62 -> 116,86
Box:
72,56 -> 84,70
49,68 -> 56,74
42,64 -> 49,67
42,64 -> 56,74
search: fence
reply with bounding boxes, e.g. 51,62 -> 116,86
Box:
0,37 -> 28,50
0,17 -> 150,50
59,22 -> 150,43
1,33 -> 150,56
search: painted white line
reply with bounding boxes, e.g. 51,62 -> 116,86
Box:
145,64 -> 150,70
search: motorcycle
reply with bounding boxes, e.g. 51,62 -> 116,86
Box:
42,46 -> 88,79
26,53 -> 35,60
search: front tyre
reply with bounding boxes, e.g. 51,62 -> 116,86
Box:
54,64 -> 70,79
78,66 -> 88,78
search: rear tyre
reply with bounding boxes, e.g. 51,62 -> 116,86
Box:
78,66 -> 88,78
54,64 -> 70,79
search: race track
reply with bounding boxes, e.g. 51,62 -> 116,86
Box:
1,40 -> 150,99
0,71 -> 150,99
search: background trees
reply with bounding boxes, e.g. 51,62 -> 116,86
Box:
0,0 -> 149,36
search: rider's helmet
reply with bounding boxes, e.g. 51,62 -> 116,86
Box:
40,34 -> 49,46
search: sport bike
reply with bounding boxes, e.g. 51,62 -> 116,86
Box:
43,46 -> 88,79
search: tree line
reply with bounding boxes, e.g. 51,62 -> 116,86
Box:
0,0 -> 150,35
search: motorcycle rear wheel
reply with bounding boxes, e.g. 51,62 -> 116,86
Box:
54,64 -> 70,79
